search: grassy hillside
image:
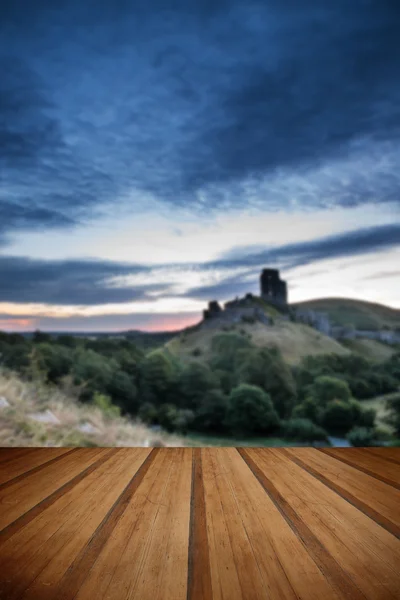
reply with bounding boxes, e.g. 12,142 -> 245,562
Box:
361,392 -> 398,435
166,318 -> 350,365
293,298 -> 400,331
0,369 -> 184,447
341,339 -> 398,362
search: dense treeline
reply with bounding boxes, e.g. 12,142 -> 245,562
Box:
1,330 -> 399,444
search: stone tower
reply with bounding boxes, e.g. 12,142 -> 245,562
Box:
260,269 -> 288,306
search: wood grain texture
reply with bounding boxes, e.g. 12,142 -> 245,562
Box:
0,447 -> 399,600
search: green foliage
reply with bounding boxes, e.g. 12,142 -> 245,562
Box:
156,403 -> 194,434
308,375 -> 352,406
282,418 -> 328,442
291,397 -> 319,421
347,427 -> 376,447
385,392 -> 400,436
319,400 -> 355,434
32,330 -> 52,344
178,361 -> 219,409
237,347 -> 297,418
297,353 -> 399,401
34,343 -> 74,383
194,389 -> 229,433
210,332 -> 253,372
92,392 -> 121,418
138,350 -> 177,405
138,402 -> 158,424
225,384 -> 280,436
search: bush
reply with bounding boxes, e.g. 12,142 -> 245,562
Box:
347,427 -> 376,447
282,418 -> 328,442
225,384 -> 280,435
291,397 -> 319,422
191,347 -> 202,357
319,400 -> 355,434
309,376 -> 352,406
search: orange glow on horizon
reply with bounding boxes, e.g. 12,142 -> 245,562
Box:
0,318 -> 36,331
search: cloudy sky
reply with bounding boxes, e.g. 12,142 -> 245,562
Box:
1,0 -> 399,332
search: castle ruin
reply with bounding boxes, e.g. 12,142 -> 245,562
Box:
260,269 -> 288,307
202,268 -> 288,323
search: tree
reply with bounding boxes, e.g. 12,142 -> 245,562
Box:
71,348 -> 117,402
138,350 -> 177,405
178,361 -> 219,409
282,418 -> 328,442
106,370 -> 137,413
385,392 -> 400,436
309,376 -> 351,406
236,347 -> 297,418
291,397 -> 319,422
225,384 -> 280,436
138,402 -> 159,425
34,343 -> 74,383
347,427 -> 376,447
194,389 -> 229,433
210,332 -> 253,373
319,400 -> 355,434
32,330 -> 52,344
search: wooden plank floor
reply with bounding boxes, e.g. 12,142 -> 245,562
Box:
0,448 -> 399,599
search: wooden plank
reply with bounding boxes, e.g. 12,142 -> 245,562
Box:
242,448 -> 400,600
7,448 -> 153,600
72,447 -> 192,600
365,448 -> 400,465
187,448 -> 212,600
0,448 -> 115,546
0,447 -> 75,486
0,447 -> 398,600
0,448 -> 108,530
0,448 -> 31,465
320,448 -> 400,489
282,447 -> 400,538
211,448 -> 343,600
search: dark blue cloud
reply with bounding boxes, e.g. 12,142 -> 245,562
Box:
0,258 -> 153,305
214,223 -> 400,270
1,0 -> 400,240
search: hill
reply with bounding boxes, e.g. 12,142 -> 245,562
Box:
0,369 -> 184,447
340,338 -> 398,362
165,309 -> 350,366
293,298 -> 400,331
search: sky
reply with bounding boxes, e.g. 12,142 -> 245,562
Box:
1,0 -> 399,332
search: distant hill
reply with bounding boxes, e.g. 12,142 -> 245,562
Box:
165,302 -> 350,366
293,298 -> 400,331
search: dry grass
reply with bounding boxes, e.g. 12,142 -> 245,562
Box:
0,369 -> 185,447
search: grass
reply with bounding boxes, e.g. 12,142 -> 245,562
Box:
341,339 -> 397,362
165,317 -> 350,366
0,369 -> 185,447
